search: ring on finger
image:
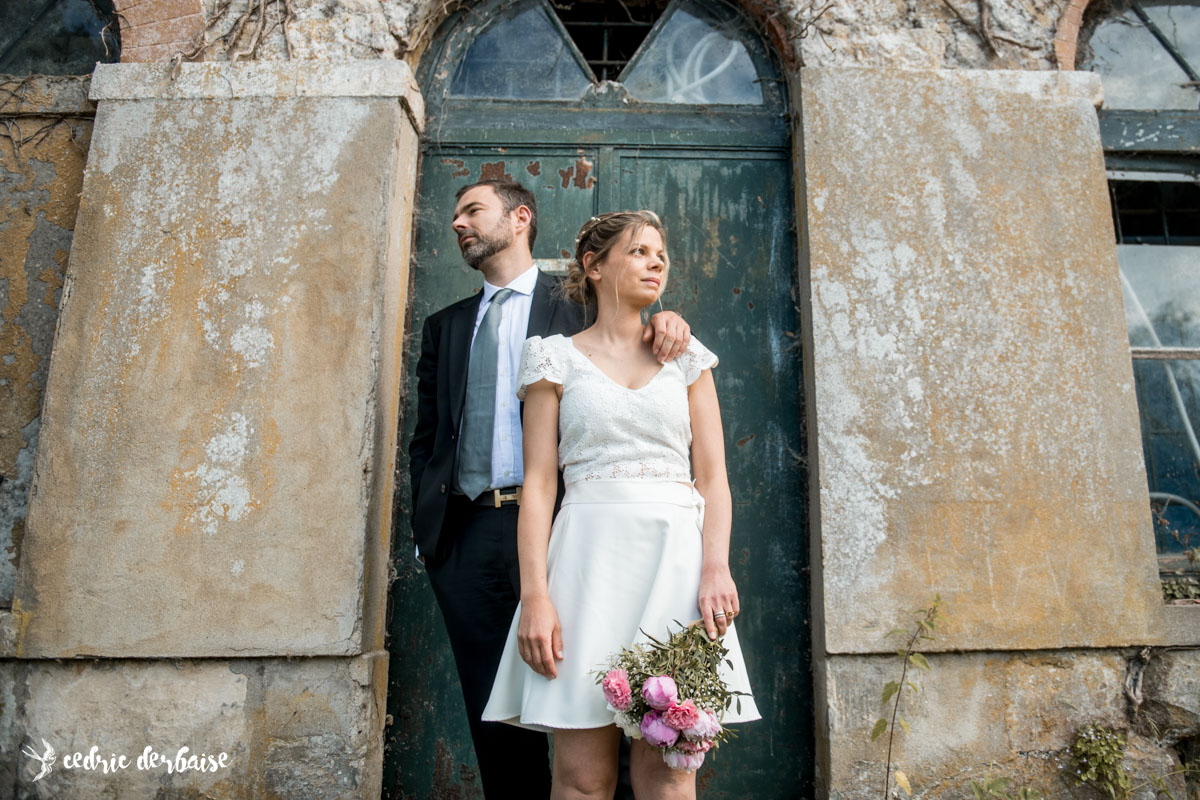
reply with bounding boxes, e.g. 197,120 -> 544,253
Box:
714,611 -> 727,618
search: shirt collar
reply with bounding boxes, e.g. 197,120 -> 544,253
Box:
482,264 -> 538,304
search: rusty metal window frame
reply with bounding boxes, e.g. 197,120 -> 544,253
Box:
1108,169 -> 1200,577
1085,2 -> 1200,581
1108,172 -> 1200,359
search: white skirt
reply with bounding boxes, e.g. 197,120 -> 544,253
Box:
482,480 -> 761,732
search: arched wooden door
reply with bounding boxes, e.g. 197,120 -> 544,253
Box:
384,1 -> 813,795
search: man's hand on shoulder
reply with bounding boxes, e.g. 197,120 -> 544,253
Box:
643,310 -> 691,363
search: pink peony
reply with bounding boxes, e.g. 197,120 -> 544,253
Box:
663,699 -> 700,731
601,669 -> 633,711
663,750 -> 706,771
682,708 -> 722,741
641,675 -> 678,711
639,710 -> 680,748
675,738 -> 713,754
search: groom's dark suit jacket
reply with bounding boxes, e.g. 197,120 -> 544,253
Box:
409,269 -> 586,563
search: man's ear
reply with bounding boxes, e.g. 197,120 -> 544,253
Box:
512,204 -> 533,237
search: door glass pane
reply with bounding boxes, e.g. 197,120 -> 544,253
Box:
621,3 -> 763,104
450,2 -> 593,100
1119,245 -> 1200,348
1082,2 -> 1200,110
1133,358 -> 1200,564
1118,244 -> 1200,572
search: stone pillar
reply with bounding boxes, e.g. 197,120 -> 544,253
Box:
1,61 -> 421,798
798,68 -> 1195,797
0,76 -> 94,614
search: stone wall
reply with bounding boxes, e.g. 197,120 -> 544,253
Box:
0,61 -> 422,797
112,0 -> 1073,71
822,648 -> 1199,800
1,1 -> 1194,798
799,66 -> 1199,798
0,76 -> 94,610
116,0 -> 205,63
0,653 -> 388,798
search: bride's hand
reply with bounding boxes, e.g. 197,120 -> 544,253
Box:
518,594 -> 563,679
698,564 -> 739,640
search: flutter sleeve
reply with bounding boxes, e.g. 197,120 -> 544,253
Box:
680,336 -> 719,386
517,335 -> 565,401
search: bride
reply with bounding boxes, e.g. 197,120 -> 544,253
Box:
482,211 -> 759,798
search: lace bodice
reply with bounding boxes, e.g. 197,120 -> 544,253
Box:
516,334 -> 718,485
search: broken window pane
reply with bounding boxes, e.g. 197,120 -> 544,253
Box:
1111,180 -> 1200,245
450,2 -> 593,100
1118,242 -> 1200,571
1082,2 -> 1200,110
621,2 -> 763,105
1132,358 -> 1200,563
1120,244 -> 1200,348
555,0 -> 669,83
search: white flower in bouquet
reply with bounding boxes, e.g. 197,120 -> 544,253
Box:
594,622 -> 746,772
614,710 -> 642,740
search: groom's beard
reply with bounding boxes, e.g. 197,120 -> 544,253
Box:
460,220 -> 514,269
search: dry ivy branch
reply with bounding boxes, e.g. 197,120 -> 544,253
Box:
0,78 -> 91,157
83,0 -> 122,59
787,0 -> 835,42
172,0 -> 296,68
941,0 -> 998,54
0,117 -> 89,159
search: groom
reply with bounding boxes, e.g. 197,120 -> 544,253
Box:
409,179 -> 689,798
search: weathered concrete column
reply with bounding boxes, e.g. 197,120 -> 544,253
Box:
1,61 -> 421,797
0,75 -> 94,614
798,68 -> 1196,797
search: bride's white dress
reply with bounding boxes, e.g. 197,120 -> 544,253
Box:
481,334 -> 760,732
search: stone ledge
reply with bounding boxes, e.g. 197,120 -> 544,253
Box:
819,647 -> 1197,800
89,61 -> 424,131
0,611 -> 15,658
800,66 -> 1104,108
0,652 -> 388,798
1160,605 -> 1200,647
0,75 -> 94,116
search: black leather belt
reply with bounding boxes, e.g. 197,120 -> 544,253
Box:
454,487 -> 523,508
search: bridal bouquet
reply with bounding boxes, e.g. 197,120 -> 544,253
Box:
596,623 -> 745,772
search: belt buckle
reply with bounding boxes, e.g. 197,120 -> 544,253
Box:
493,487 -> 522,508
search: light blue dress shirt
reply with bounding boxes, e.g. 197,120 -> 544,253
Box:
467,264 -> 538,489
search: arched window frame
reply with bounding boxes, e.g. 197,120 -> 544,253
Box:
416,0 -> 789,149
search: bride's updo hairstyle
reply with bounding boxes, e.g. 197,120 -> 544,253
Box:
562,210 -> 668,307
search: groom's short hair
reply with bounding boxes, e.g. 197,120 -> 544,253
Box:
456,179 -> 538,248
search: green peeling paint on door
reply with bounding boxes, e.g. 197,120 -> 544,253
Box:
384,1 -> 812,796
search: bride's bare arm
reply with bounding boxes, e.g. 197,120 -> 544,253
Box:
516,379 -> 564,679
689,369 -> 738,640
